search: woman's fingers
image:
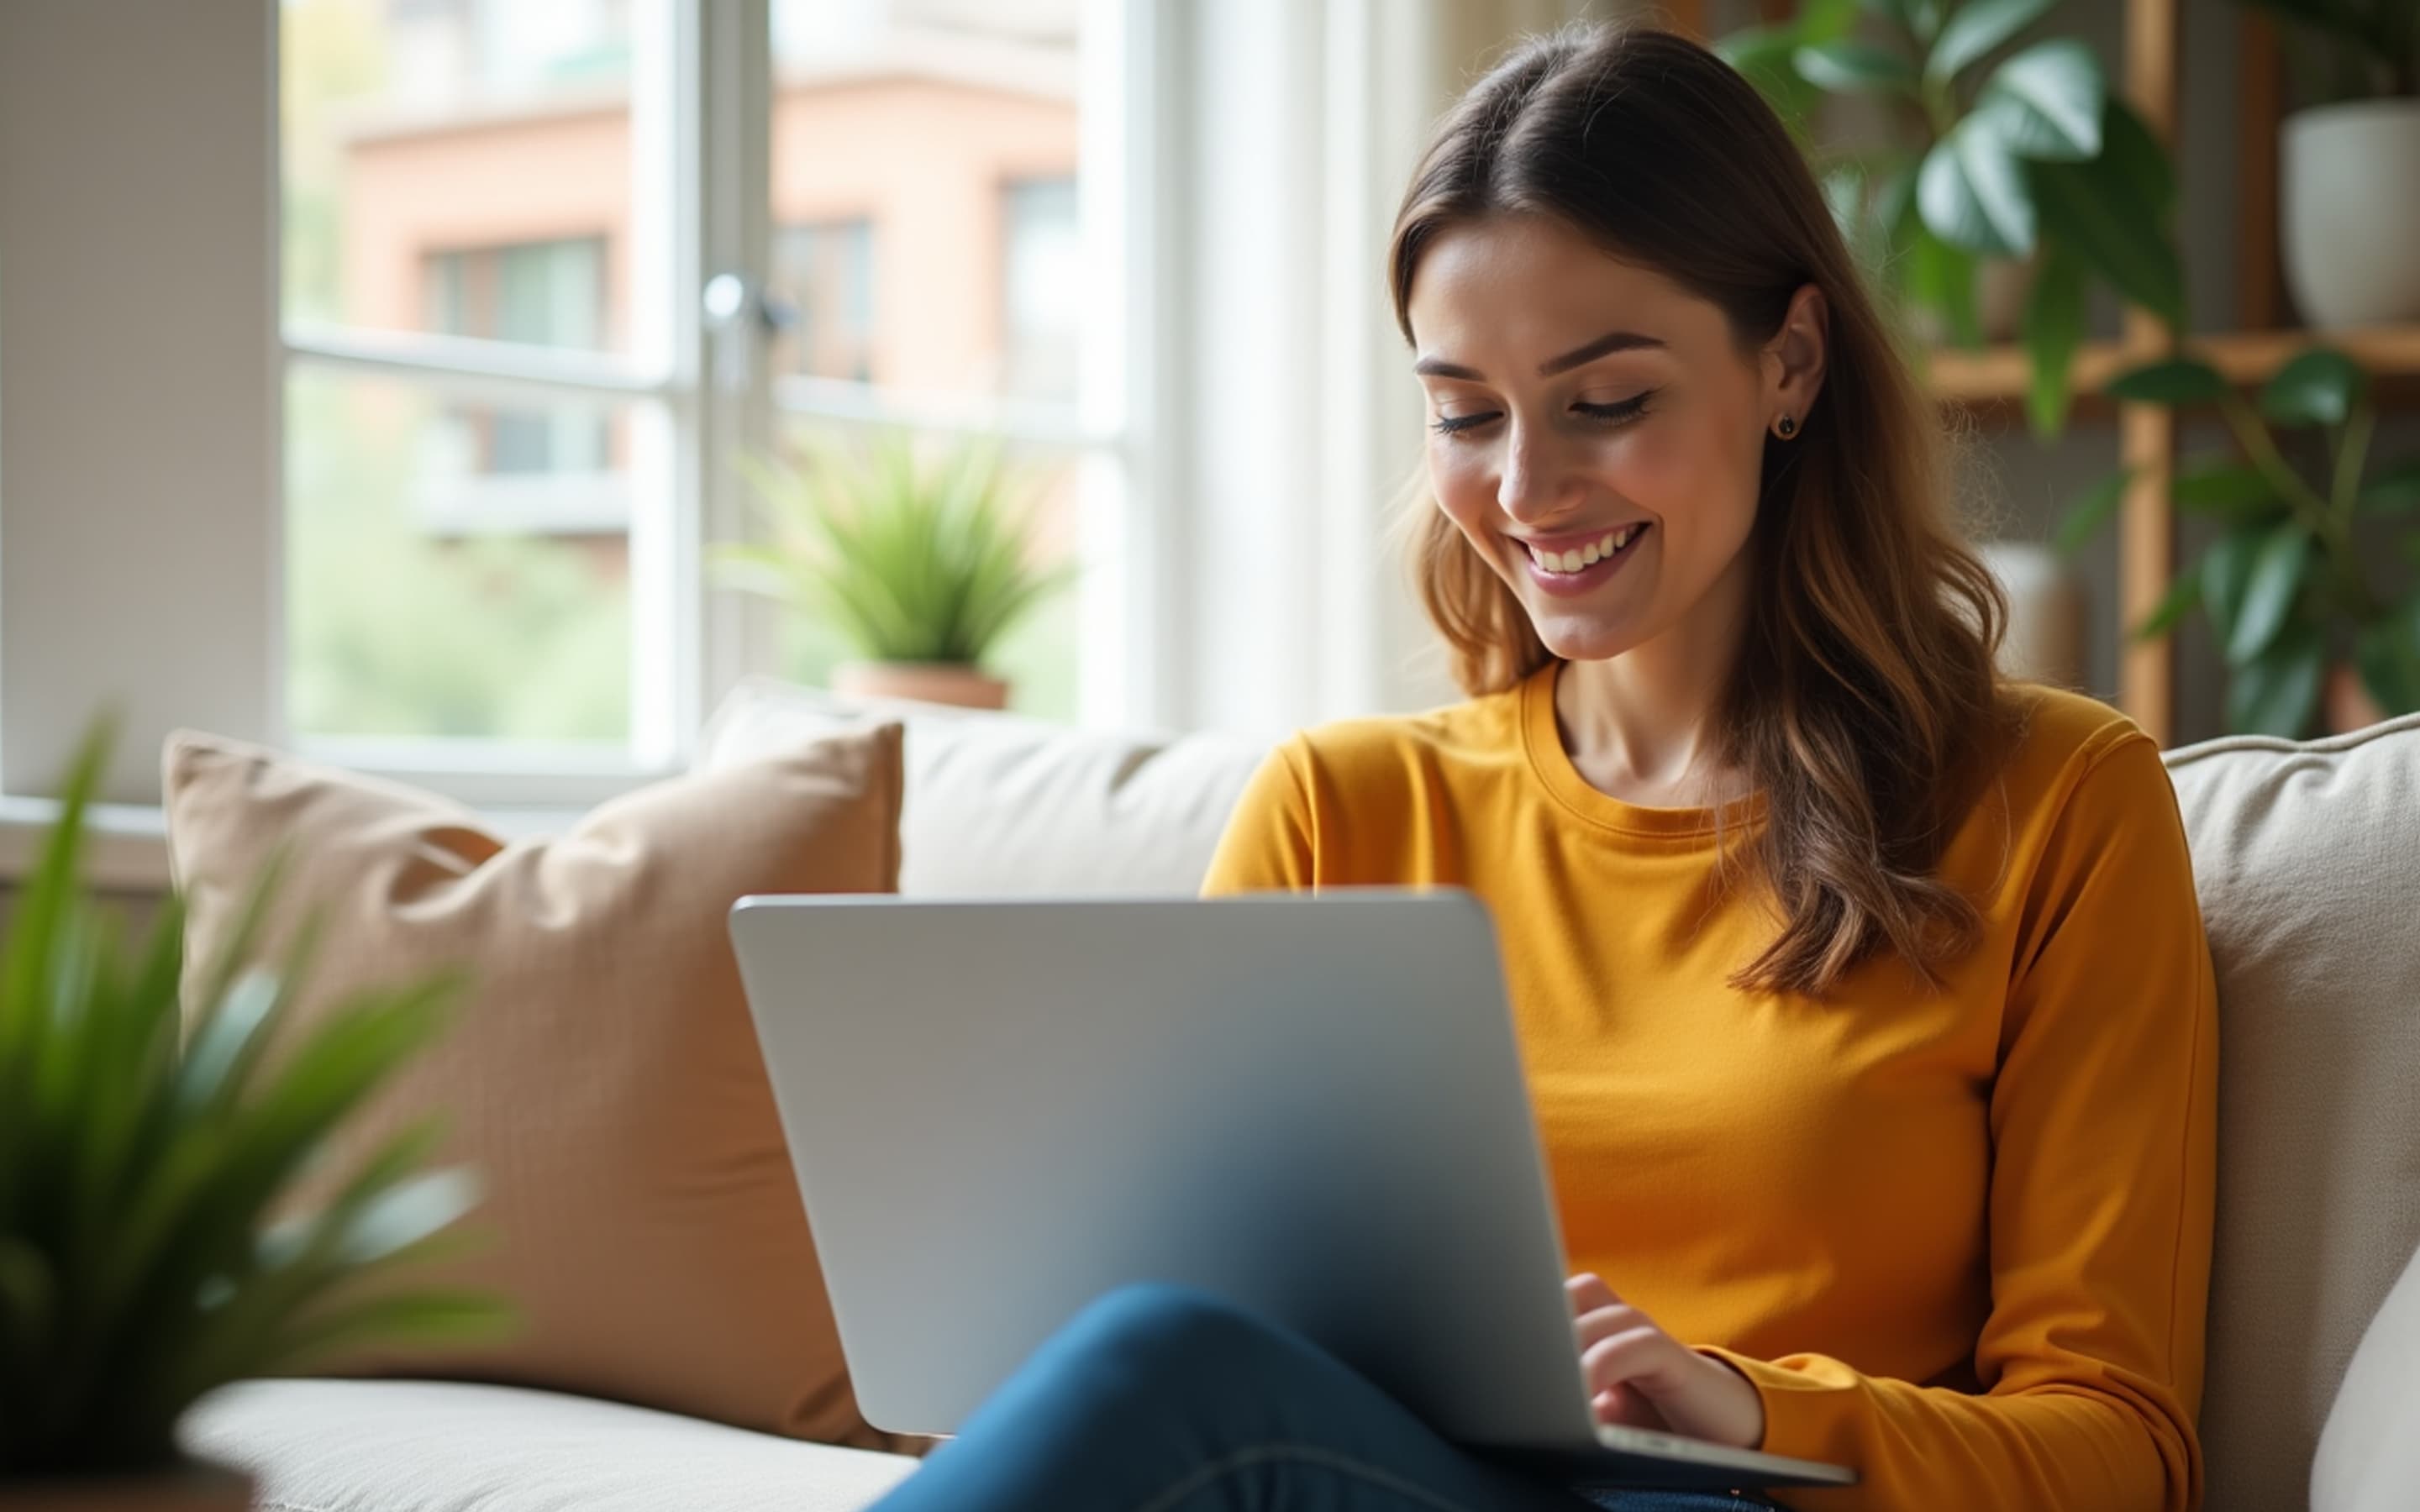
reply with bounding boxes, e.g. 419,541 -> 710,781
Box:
1572,1301 -> 1655,1347
1565,1272 -> 1620,1315
1592,1383 -> 1668,1431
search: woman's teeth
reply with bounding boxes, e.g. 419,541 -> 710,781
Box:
1527,525 -> 1640,575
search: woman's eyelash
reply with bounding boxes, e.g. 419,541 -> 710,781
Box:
1428,391 -> 1656,438
1575,392 -> 1655,423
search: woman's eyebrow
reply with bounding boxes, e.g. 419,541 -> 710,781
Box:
1413,329 -> 1665,381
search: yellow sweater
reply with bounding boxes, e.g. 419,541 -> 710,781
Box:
1201,663 -> 2217,1512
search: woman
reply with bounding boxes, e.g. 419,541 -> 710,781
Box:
870,21 -> 2215,1512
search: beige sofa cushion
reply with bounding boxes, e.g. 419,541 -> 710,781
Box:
2313,1236 -> 2420,1512
185,1379 -> 918,1512
162,728 -> 907,1448
698,676 -> 1266,898
2164,713 -> 2420,1512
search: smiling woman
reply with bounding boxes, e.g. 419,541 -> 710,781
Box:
853,18 -> 2217,1512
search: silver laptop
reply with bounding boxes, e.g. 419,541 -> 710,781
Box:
729,891 -> 1855,1493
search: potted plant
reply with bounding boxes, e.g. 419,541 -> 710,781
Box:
715,430 -> 1076,711
0,727 -> 504,1508
1721,0 -> 2188,435
2056,347 -> 2420,735
2242,0 -> 2420,327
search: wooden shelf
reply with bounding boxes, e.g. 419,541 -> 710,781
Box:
1926,323 -> 2420,404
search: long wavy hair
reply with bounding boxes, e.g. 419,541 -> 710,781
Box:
1392,22 -> 2019,998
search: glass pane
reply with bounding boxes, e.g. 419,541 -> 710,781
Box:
769,0 -> 1085,402
741,421 -> 1082,722
287,366 -> 636,743
282,0 -> 637,350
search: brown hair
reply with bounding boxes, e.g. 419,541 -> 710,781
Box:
1391,22 -> 2017,998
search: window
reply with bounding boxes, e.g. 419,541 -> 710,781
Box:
277,0 -> 1129,789
765,0 -> 1101,722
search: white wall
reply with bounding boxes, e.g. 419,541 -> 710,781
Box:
0,0 -> 278,804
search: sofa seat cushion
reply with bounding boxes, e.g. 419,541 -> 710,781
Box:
184,1380 -> 920,1512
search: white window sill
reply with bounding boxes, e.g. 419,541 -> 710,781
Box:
0,796 -> 589,892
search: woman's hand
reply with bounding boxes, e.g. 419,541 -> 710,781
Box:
1566,1273 -> 1765,1451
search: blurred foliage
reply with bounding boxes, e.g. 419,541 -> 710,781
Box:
2057,349 -> 2420,734
0,724 -> 505,1476
1719,0 -> 2187,435
285,370 -> 631,743
2238,0 -> 2418,102
717,428 -> 1078,670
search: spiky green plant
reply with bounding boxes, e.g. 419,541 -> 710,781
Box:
714,430 -> 1076,668
0,723 -> 507,1478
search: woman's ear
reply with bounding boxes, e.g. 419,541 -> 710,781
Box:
1764,283 -> 1829,430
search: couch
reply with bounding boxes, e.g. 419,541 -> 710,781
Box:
185,680 -> 2420,1511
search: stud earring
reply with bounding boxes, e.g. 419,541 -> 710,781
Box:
1774,414 -> 1797,439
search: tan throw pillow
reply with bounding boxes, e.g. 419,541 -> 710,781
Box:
161,726 -> 904,1448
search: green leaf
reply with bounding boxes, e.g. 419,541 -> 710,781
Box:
2360,458 -> 2420,515
1798,0 -> 1863,42
2171,460 -> 2277,516
2022,244 -> 2086,436
2107,357 -> 2230,406
1907,223 -> 1982,345
1926,0 -> 2055,82
2228,523 -> 2316,667
2096,97 -> 2176,215
1715,25 -> 1823,134
2227,622 -> 2326,737
1795,40 -> 1921,96
2354,597 -> 2420,717
1865,0 -> 1946,47
2259,347 -> 2368,428
2201,527 -> 2265,645
1918,114 -> 2034,255
2025,101 -> 2185,327
2053,468 -> 2130,556
2132,566 -> 2203,641
1972,39 -> 2104,162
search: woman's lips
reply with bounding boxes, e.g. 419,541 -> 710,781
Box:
1516,522 -> 1651,597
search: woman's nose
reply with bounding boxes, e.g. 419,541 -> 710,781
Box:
1496,422 -> 1574,525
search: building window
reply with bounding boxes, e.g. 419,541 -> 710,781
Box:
424,237 -> 613,475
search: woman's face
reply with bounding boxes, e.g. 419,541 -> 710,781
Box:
1405,214 -> 1824,666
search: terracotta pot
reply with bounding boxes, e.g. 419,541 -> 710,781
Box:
0,1460 -> 253,1510
831,660 -> 1008,710
2324,662 -> 2389,735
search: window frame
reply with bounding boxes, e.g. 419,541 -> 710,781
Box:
271,0 -> 1155,806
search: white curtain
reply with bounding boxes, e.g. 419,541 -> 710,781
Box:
1151,0 -> 1608,739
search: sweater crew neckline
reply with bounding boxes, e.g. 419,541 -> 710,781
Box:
1517,661 -> 1768,840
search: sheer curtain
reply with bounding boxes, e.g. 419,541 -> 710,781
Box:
1158,0 -> 1607,739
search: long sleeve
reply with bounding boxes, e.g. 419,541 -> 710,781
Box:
1702,734 -> 2219,1511
1200,740 -> 1316,895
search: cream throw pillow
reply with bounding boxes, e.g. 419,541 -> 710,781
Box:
161,726 -> 905,1447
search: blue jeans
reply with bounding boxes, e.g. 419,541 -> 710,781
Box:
868,1283 -> 1782,1512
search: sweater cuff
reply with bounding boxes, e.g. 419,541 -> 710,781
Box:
1695,1347 -> 1858,1465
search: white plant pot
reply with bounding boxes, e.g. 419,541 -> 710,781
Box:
1977,541 -> 2086,690
2281,99 -> 2420,329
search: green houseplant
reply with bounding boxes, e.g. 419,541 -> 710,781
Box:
2056,348 -> 2420,735
0,726 -> 503,1505
1721,0 -> 2187,434
715,430 -> 1076,710
2239,0 -> 2420,326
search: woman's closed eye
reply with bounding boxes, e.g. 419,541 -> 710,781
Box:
1429,391 -> 1657,438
